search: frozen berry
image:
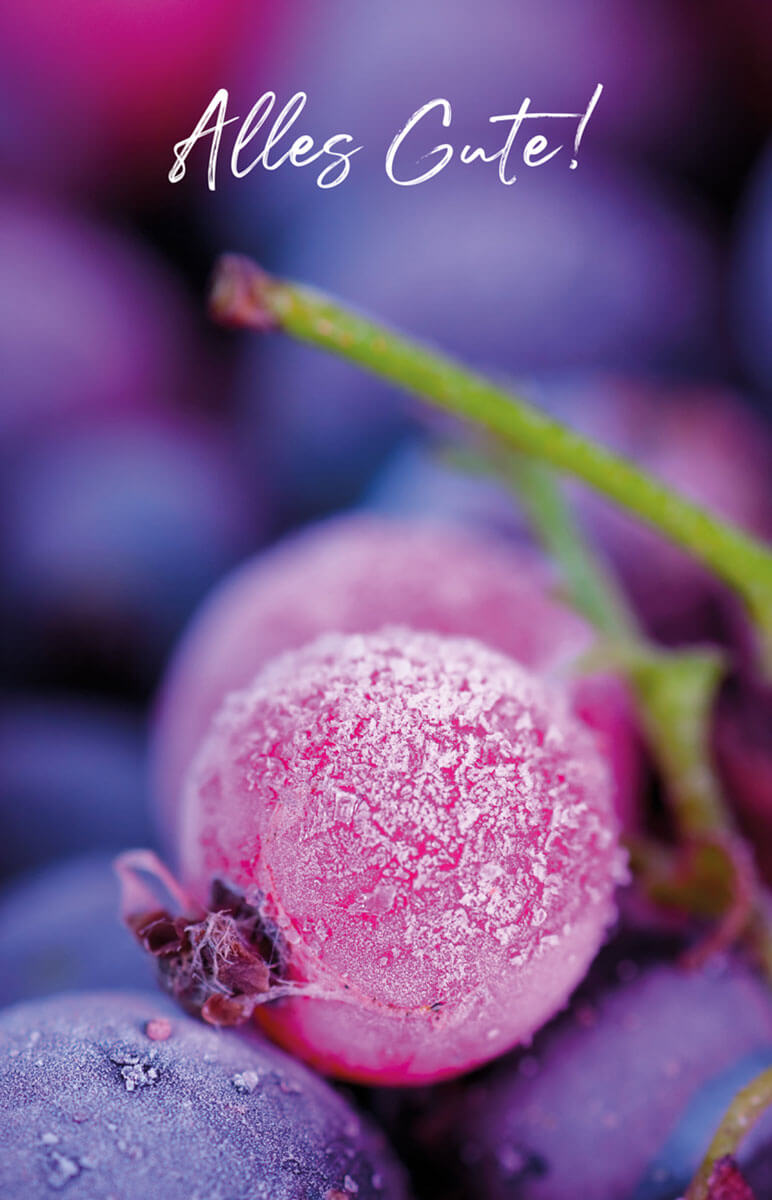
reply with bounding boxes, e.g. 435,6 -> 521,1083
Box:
0,991 -> 408,1199
145,627 -> 625,1084
0,856 -> 153,1006
154,514 -> 639,837
453,950 -> 772,1200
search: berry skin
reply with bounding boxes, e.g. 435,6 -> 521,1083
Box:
0,991 -> 408,1200
154,514 -> 640,838
449,950 -> 772,1200
0,856 -> 152,1006
159,627 -> 626,1085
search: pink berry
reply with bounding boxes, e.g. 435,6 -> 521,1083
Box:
151,628 -> 626,1085
0,1 -> 265,197
154,515 -> 640,837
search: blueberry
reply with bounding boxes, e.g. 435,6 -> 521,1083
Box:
2,416 -> 261,676
0,990 -> 409,1199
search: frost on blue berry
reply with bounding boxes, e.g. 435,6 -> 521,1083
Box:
0,991 -> 409,1200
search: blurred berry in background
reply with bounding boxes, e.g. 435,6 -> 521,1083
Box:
0,0 -> 272,200
0,855 -> 153,1005
446,945 -> 772,1200
1,415 -> 262,685
0,192 -> 204,446
528,379 -> 772,647
220,0 -> 721,235
235,167 -> 721,522
369,379 -> 772,650
0,699 -> 151,879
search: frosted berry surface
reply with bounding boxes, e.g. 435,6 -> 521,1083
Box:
156,515 -> 638,832
0,990 -> 409,1199
179,628 -> 625,1082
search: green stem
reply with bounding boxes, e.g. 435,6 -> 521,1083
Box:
485,451 -> 763,958
446,442 -> 729,840
210,254 -> 772,673
625,645 -> 729,838
505,461 -> 730,836
686,1064 -> 772,1200
504,453 -> 636,641
210,252 -> 772,969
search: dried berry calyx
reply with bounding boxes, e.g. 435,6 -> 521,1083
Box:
116,850 -> 306,1027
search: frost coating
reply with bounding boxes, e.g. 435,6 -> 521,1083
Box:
181,627 -> 626,1083
0,991 -> 409,1200
155,514 -> 639,834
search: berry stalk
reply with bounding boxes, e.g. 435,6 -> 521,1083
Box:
458,445 -> 730,833
209,252 -> 772,975
497,451 -> 636,642
686,1063 -> 772,1200
467,446 -> 766,966
209,253 -> 772,674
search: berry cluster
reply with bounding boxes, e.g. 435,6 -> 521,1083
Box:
2,2 -> 772,1198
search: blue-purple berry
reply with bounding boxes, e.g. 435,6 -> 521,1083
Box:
0,991 -> 410,1199
0,856 -> 152,1006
